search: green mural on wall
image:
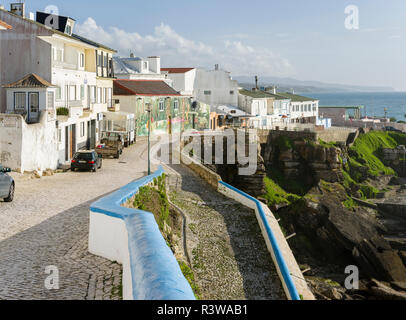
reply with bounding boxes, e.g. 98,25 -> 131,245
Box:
134,97 -> 210,136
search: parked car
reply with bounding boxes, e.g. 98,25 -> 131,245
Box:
383,126 -> 403,133
0,164 -> 14,202
71,150 -> 102,172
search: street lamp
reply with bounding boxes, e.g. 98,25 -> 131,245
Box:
145,102 -> 152,175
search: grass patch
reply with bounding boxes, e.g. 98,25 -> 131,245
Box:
343,197 -> 358,210
318,138 -> 337,149
263,176 -> 301,206
178,260 -> 201,300
346,131 -> 401,180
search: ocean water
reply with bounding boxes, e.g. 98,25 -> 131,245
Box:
304,92 -> 406,121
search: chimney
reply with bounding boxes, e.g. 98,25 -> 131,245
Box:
255,76 -> 258,90
29,12 -> 35,20
215,64 -> 219,71
130,52 -> 135,58
147,56 -> 161,74
10,2 -> 25,17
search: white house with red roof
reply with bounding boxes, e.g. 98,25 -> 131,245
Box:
160,68 -> 196,96
161,65 -> 239,107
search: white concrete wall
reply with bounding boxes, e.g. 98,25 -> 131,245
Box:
0,114 -> 23,169
0,112 -> 58,172
88,212 -> 132,300
194,68 -> 239,106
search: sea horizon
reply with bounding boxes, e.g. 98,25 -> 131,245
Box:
301,91 -> 406,120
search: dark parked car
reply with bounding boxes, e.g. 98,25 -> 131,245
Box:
71,150 -> 102,172
383,126 -> 403,133
0,164 -> 14,202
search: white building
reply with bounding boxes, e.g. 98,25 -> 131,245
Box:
161,65 -> 239,107
238,88 -> 319,128
276,92 -> 319,124
0,5 -> 116,171
113,55 -> 172,82
238,89 -> 290,129
160,68 -> 196,96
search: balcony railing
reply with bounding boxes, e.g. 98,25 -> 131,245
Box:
52,60 -> 77,70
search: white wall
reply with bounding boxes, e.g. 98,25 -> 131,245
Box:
0,112 -> 58,172
89,212 -> 133,300
0,114 -> 23,169
194,68 -> 239,106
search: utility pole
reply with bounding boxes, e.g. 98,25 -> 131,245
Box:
146,103 -> 151,175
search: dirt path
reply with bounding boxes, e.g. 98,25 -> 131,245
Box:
166,164 -> 285,300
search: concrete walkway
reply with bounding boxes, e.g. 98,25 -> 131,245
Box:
165,163 -> 286,300
0,140 -> 156,300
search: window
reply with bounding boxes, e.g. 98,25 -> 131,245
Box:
66,24 -> 72,35
103,55 -> 108,67
159,99 -> 165,112
103,88 -> 107,104
143,61 -> 148,70
48,92 -> 54,109
80,53 -> 85,68
29,93 -> 39,114
56,87 -> 62,100
57,49 -> 63,62
80,85 -> 85,100
204,90 -> 211,95
69,85 -> 76,101
174,99 -> 179,110
230,90 -> 234,95
14,92 -> 26,111
89,86 -> 96,103
97,54 -> 102,66
97,87 -> 102,103
80,122 -> 85,137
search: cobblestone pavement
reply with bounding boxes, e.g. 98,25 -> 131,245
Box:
166,164 -> 286,300
0,139 -> 155,300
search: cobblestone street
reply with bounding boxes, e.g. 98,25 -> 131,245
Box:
166,164 -> 285,300
0,140 -> 155,300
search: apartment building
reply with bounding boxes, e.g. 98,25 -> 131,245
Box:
0,5 -> 116,171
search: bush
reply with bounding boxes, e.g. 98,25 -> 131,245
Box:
56,107 -> 69,116
275,135 -> 294,151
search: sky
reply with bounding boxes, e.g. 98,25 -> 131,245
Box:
3,0 -> 406,90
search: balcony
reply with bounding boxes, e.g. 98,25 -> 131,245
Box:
52,60 -> 77,71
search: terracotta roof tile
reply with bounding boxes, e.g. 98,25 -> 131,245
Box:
0,19 -> 12,30
161,68 -> 195,74
114,79 -> 182,96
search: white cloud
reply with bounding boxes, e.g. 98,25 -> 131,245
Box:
76,18 -> 294,77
